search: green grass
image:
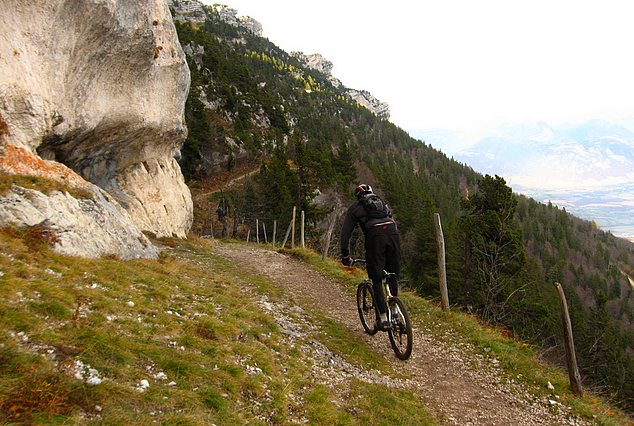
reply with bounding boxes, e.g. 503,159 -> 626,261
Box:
0,230 -> 436,424
2,227 -> 629,424
351,380 -> 435,425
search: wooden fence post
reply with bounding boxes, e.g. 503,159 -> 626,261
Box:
322,210 -> 338,260
256,219 -> 259,243
281,221 -> 292,248
554,282 -> 583,396
272,220 -> 277,247
291,206 -> 297,248
263,222 -> 268,244
301,210 -> 305,249
246,229 -> 250,243
434,213 -> 450,311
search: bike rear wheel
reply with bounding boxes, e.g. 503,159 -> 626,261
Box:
356,281 -> 378,335
387,297 -> 413,360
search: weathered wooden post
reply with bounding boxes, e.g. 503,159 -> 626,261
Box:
281,221 -> 292,248
322,210 -> 338,260
263,222 -> 268,244
272,220 -> 277,247
256,219 -> 259,243
554,282 -> 583,396
434,213 -> 450,311
291,206 -> 297,248
246,229 -> 250,243
300,210 -> 305,249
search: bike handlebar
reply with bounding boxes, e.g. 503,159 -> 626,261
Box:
349,258 -> 396,277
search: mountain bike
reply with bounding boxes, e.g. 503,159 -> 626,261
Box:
353,259 -> 413,360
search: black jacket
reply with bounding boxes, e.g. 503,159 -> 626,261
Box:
340,200 -> 396,257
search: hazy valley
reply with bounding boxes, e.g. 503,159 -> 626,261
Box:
518,183 -> 634,242
432,120 -> 634,240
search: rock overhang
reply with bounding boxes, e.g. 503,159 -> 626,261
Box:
0,0 -> 194,258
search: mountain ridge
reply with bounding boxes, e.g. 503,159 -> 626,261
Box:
170,0 -> 390,120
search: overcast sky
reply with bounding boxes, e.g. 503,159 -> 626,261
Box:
203,0 -> 634,150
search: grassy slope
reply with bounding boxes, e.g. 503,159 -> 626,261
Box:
0,229 -> 434,425
0,226 -> 630,424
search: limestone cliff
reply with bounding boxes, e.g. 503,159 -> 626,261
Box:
345,89 -> 391,120
0,0 -> 193,258
168,1 -> 263,36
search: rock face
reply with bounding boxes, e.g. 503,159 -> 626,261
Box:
167,0 -> 207,23
168,1 -> 264,36
290,52 -> 334,76
346,89 -> 391,120
0,178 -> 158,260
210,4 -> 263,36
0,0 -> 193,258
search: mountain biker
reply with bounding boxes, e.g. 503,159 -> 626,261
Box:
341,184 -> 401,330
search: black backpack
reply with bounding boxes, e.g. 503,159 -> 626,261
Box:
360,193 -> 389,220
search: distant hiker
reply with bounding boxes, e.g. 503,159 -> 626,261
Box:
340,184 -> 401,330
216,203 -> 228,238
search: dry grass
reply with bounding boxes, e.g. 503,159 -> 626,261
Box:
1,225 -> 61,251
0,173 -> 93,200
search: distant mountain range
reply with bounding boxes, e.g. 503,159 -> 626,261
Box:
454,120 -> 634,190
446,120 -> 634,240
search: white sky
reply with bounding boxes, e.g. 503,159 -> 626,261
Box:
203,0 -> 634,145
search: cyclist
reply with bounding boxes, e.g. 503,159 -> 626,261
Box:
341,184 -> 401,330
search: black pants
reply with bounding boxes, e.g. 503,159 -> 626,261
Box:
365,224 -> 400,314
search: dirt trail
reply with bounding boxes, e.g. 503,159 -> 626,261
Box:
192,166 -> 260,203
212,242 -> 587,425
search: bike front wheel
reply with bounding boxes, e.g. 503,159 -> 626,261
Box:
356,281 -> 378,335
387,297 -> 413,360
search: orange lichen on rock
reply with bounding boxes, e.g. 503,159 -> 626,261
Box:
0,114 -> 9,141
0,143 -> 89,188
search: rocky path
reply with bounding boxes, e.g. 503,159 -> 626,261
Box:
211,242 -> 588,426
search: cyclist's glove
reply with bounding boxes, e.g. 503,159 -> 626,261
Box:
341,256 -> 353,267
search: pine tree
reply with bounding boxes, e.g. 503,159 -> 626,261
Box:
459,175 -> 526,323
334,140 -> 356,187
